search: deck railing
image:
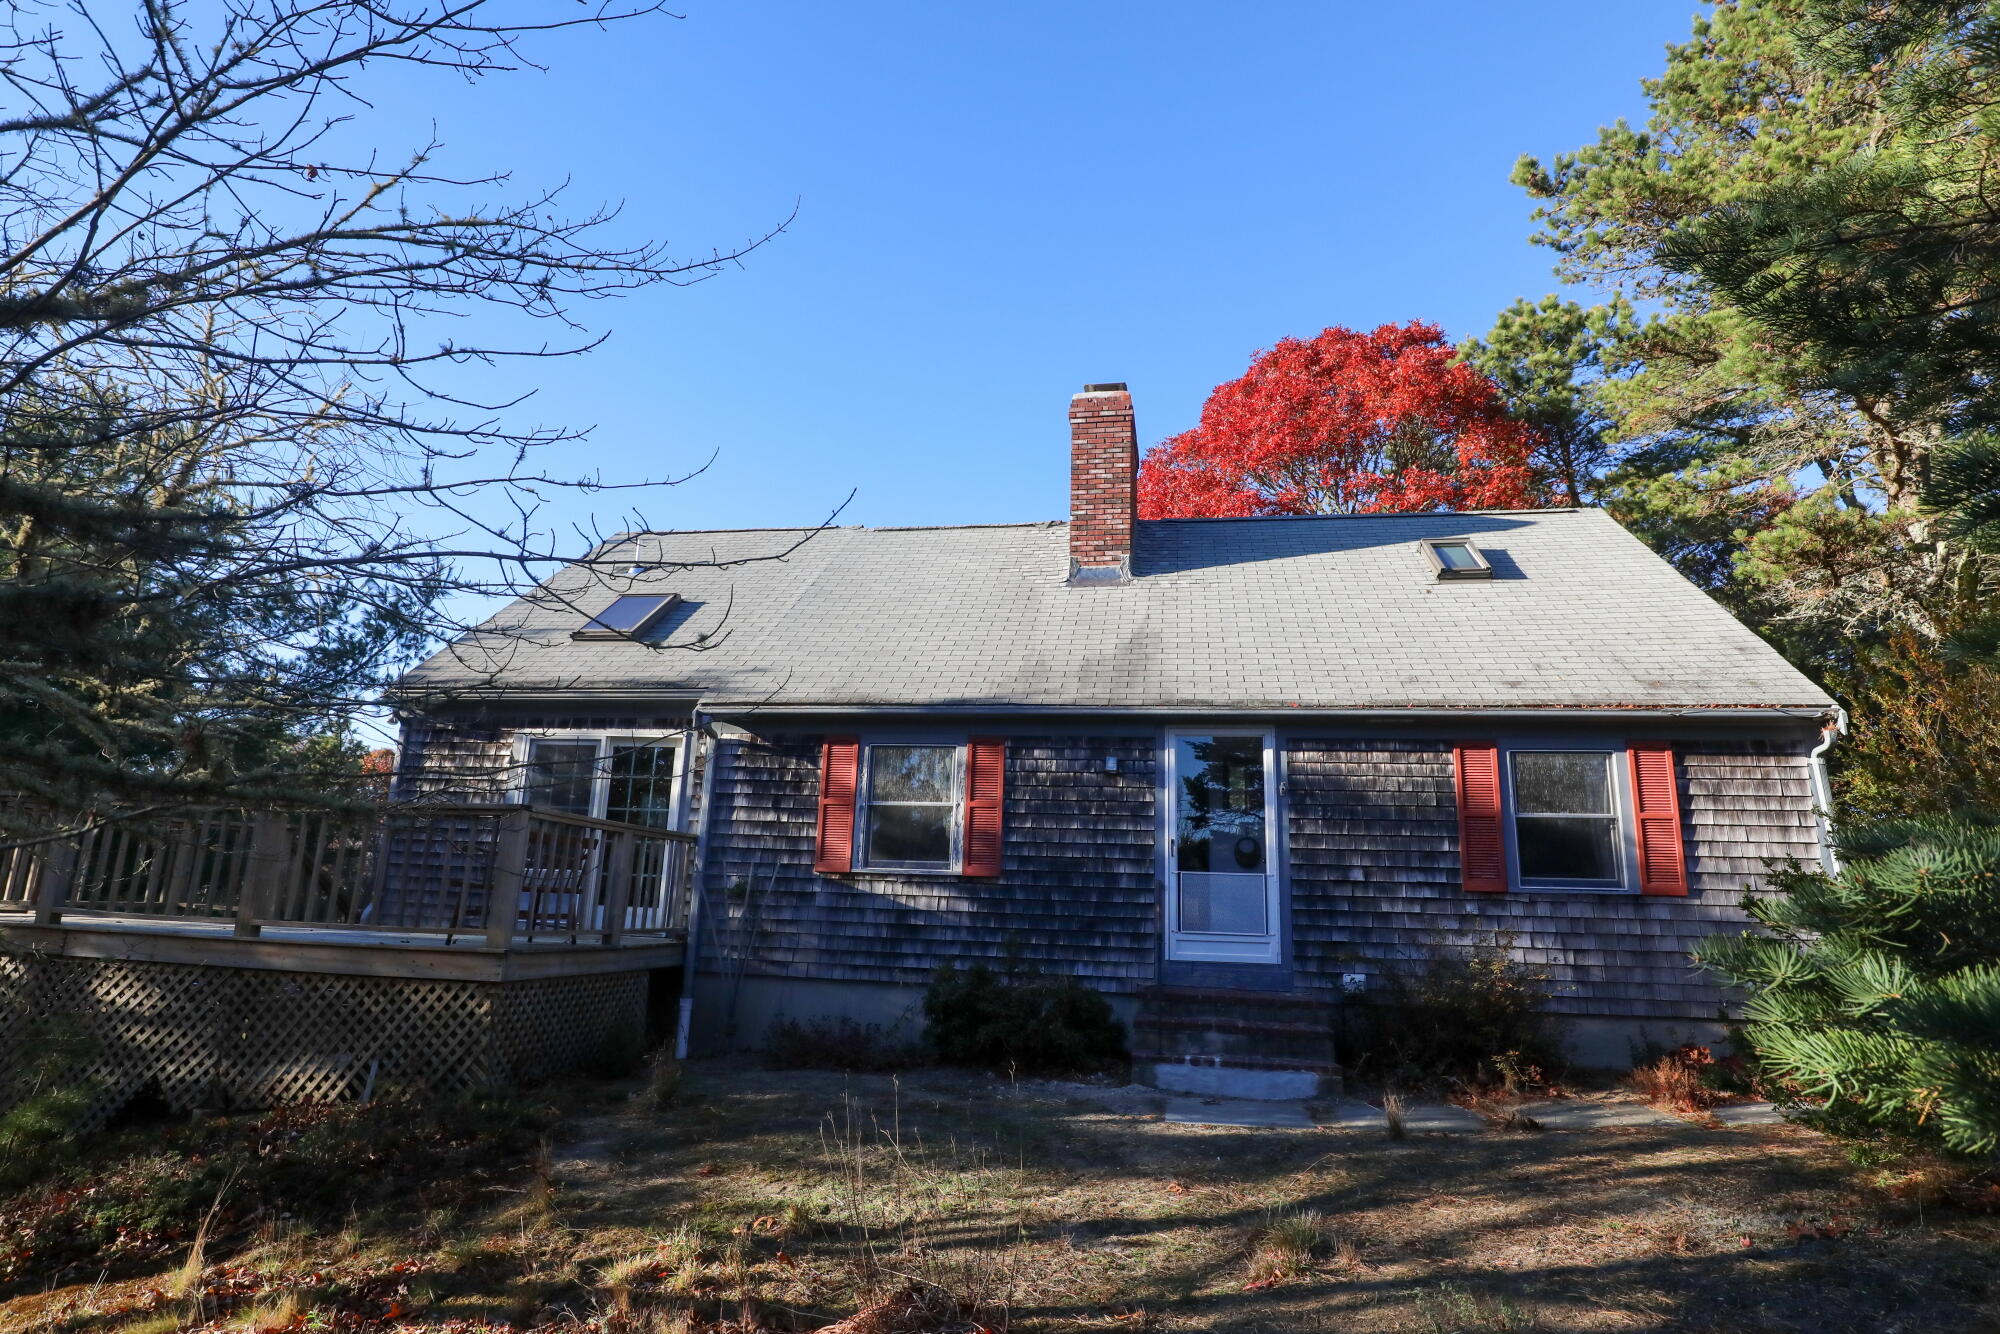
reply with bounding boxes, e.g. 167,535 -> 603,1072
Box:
0,804 -> 694,947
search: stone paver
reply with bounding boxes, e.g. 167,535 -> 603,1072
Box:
1708,1100 -> 1784,1126
1163,1097 -> 1314,1129
1518,1097 -> 1679,1129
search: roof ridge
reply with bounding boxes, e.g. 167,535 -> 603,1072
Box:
611,510 -> 1597,542
1144,507 -> 1595,523
615,520 -> 1066,539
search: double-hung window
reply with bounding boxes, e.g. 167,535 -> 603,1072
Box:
1458,741 -> 1684,896
857,743 -> 960,869
1506,748 -> 1627,890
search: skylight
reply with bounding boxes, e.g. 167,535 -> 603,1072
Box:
1420,538 -> 1493,580
571,593 -> 679,640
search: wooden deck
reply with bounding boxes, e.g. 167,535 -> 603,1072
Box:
0,804 -> 697,1114
0,802 -> 697,980
0,911 -> 685,981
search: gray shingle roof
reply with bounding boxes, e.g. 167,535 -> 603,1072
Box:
397,509 -> 1834,714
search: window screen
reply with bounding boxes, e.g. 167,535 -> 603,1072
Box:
1173,735 -> 1267,875
1511,751 -> 1621,884
863,745 -> 956,867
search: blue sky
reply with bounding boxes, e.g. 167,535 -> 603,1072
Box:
406,2 -> 1694,539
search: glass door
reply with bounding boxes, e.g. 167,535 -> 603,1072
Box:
520,736 -> 684,932
1166,732 -> 1281,964
604,742 -> 681,828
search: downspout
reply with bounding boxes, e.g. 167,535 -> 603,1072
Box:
674,710 -> 723,1061
1808,707 -> 1847,876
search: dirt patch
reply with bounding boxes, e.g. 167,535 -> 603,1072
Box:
6,1062 -> 1997,1332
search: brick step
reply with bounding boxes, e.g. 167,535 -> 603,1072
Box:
1133,1016 -> 1336,1061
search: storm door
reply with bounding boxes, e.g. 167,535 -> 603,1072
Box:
1165,732 -> 1281,964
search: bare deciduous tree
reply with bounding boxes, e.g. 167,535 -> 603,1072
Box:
0,0 -> 806,834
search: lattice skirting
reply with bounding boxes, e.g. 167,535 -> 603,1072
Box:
0,951 -> 649,1120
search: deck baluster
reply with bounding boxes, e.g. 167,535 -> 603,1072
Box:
486,807 -> 532,950
601,827 -> 635,948
32,833 -> 76,926
236,811 -> 289,939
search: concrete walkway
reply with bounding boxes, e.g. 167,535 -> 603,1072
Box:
1154,1090 -> 1782,1132
1516,1095 -> 1680,1129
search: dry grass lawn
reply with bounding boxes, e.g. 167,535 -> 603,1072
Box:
9,1060 -> 1999,1333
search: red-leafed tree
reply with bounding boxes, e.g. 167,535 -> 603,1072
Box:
1138,322 -> 1545,517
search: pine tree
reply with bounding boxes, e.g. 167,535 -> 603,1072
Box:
1455,295 -> 1638,506
1514,0 -> 2000,818
1662,2 -> 2000,435
1514,0 -> 1965,647
1696,814 -> 2000,1158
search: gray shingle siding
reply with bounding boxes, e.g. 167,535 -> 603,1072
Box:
394,717 -> 513,801
1284,736 -> 1819,1019
703,735 -> 1160,990
690,727 -> 1817,1019
396,715 -> 1821,1022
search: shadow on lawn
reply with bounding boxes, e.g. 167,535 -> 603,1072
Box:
562,1066 -> 2000,1332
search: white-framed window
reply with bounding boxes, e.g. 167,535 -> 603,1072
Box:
1501,744 -> 1634,892
517,732 -> 687,829
856,742 -> 962,870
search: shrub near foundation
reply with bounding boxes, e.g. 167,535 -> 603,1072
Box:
923,961 -> 1127,1076
1342,934 -> 1563,1091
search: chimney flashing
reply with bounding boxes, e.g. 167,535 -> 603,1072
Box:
1067,560 -> 1130,586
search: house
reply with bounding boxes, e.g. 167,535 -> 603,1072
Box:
393,384 -> 1839,1096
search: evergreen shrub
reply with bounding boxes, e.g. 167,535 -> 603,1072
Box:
1342,934 -> 1563,1090
1697,813 -> 2000,1158
922,961 -> 1126,1076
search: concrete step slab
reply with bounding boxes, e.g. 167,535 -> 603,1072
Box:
1144,1059 -> 1325,1101
1135,1050 -> 1342,1075
1163,1096 -> 1315,1129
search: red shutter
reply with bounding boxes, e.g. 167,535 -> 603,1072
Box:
1629,742 -> 1689,896
962,737 -> 1005,877
1453,742 -> 1508,894
813,736 -> 860,874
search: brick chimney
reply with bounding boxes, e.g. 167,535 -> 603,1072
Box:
1068,382 -> 1137,583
